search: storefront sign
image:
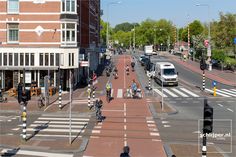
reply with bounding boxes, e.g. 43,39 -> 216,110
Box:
25,72 -> 31,83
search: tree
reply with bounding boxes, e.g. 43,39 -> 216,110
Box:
114,22 -> 139,32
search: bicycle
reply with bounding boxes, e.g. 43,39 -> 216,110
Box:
106,89 -> 111,103
38,95 -> 45,108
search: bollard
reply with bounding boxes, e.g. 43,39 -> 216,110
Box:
92,86 -> 95,107
213,85 -> 216,97
148,76 -> 151,90
22,103 -> 27,141
202,70 -> 205,91
58,85 -> 62,109
87,83 -> 91,108
202,134 -> 207,157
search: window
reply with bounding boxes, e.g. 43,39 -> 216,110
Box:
14,53 -> 18,66
3,53 -> 7,66
62,0 -> 75,13
9,53 -> 13,66
61,23 -> 76,46
8,0 -> 19,13
8,24 -> 19,42
25,53 -> 29,66
45,53 -> 49,66
0,53 -> 2,66
69,53 -> 71,66
72,53 -> 74,66
40,53 -> 43,66
20,53 -> 24,66
30,53 -> 34,66
50,53 -> 54,66
56,53 -> 59,66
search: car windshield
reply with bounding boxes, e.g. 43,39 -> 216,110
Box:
163,68 -> 176,75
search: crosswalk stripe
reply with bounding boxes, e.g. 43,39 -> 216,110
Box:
27,128 -> 85,133
29,124 -> 87,128
38,117 -> 89,121
117,89 -> 123,98
33,121 -> 88,125
111,89 -> 114,97
1,149 -> 73,157
231,89 -> 236,92
163,89 -> 178,97
153,88 -> 167,97
216,89 -> 236,97
205,88 -> 230,97
171,88 -> 188,97
221,89 -> 236,95
180,88 -> 199,97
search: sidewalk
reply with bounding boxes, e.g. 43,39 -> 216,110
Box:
166,53 -> 236,86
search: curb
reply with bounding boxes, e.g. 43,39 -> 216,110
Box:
163,144 -> 174,157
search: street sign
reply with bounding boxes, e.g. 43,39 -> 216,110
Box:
212,80 -> 217,86
234,37 -> 236,44
80,61 -> 89,67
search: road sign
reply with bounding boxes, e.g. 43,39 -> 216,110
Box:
234,37 -> 236,44
80,61 -> 89,67
212,80 -> 217,86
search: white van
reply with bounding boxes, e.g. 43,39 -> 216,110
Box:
154,62 -> 178,86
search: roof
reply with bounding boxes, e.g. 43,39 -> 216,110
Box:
156,62 -> 175,69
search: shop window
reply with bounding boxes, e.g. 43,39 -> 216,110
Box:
40,53 -> 43,66
14,53 -> 18,66
50,53 -> 54,66
31,53 -> 34,66
9,53 -> 13,66
45,53 -> 49,66
20,53 -> 24,66
25,53 -> 29,66
3,53 -> 7,66
56,53 -> 59,66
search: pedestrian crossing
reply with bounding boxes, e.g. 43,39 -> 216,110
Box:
153,87 -> 200,98
205,88 -> 236,98
12,114 -> 90,138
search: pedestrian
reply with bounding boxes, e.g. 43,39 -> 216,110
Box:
172,155 -> 176,157
120,146 -> 130,157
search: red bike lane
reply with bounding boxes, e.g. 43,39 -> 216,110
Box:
83,55 -> 166,157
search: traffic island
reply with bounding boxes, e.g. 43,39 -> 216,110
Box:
169,143 -> 224,157
152,101 -> 176,114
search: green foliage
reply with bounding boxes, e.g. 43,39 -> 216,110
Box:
224,57 -> 236,66
114,22 -> 139,32
212,49 -> 226,62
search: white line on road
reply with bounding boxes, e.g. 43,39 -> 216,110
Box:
153,88 -> 167,97
180,88 -> 199,97
92,130 -> 101,134
216,89 -> 236,97
38,117 -> 89,121
147,120 -> 155,124
150,132 -> 160,136
227,108 -> 234,112
163,89 -> 178,97
124,125 -> 127,130
1,149 -> 73,157
29,124 -> 87,128
171,88 -> 188,97
33,121 -> 88,125
217,104 -> 223,107
161,121 -> 169,124
221,89 -> 236,94
164,125 -> 171,128
102,109 -> 124,112
26,128 -> 85,133
205,88 -> 230,97
117,89 -> 123,98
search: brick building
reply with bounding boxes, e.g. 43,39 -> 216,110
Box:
0,0 -> 100,91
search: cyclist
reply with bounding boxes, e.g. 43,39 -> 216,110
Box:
95,98 -> 103,122
125,65 -> 129,75
131,61 -> 135,71
131,79 -> 138,97
106,81 -> 112,102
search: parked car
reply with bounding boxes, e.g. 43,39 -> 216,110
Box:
139,55 -> 146,62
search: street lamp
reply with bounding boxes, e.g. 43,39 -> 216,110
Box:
106,1 -> 122,48
131,25 -> 135,53
196,4 -> 212,71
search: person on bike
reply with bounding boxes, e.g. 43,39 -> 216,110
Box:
131,80 -> 138,97
106,82 -> 112,101
113,66 -> 118,79
95,98 -> 103,122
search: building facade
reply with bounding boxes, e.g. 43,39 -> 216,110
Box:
0,0 -> 100,91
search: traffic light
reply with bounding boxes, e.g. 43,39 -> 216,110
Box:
200,58 -> 207,70
203,99 -> 213,134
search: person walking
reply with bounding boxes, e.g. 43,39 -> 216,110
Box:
120,146 -> 130,157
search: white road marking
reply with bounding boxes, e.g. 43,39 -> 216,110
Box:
38,117 -> 89,121
231,89 -> 236,92
29,124 -> 87,128
149,128 -> 158,131
152,139 -> 162,142
12,128 -> 20,131
1,149 -> 73,157
205,88 -> 230,97
227,108 -> 234,112
26,128 -> 85,133
164,125 -> 171,128
102,109 -> 124,112
33,121 -> 87,125
221,89 -> 236,94
94,125 -> 102,129
180,88 -> 199,97
124,125 -> 127,130
171,88 -> 188,97
92,130 -> 101,134
150,132 -> 160,136
153,88 -> 167,97
147,124 -> 155,127
193,131 -> 201,134
163,89 -> 178,97
147,120 -> 155,124
117,89 -> 123,98
111,89 -> 114,97
216,89 -> 236,97
161,121 -> 169,124
217,104 -> 223,107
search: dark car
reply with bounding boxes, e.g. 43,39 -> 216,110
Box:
140,57 -> 150,66
144,62 -> 154,72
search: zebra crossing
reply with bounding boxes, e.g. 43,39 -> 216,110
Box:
12,114 -> 90,138
153,87 -> 200,98
205,88 -> 236,98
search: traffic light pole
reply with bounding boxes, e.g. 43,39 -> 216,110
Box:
202,70 -> 205,91
202,133 -> 207,157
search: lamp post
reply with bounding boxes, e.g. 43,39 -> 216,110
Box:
131,25 -> 135,53
106,1 -> 121,48
196,4 -> 212,71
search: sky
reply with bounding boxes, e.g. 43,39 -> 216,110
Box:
101,0 -> 236,28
